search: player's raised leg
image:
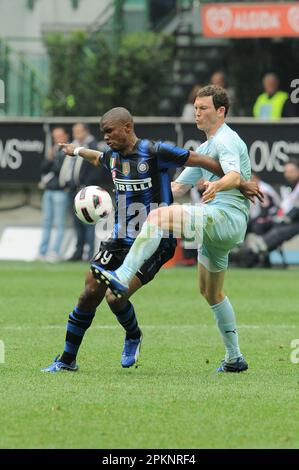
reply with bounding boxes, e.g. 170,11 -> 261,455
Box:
199,264 -> 248,373
41,272 -> 107,372
95,205 -> 187,295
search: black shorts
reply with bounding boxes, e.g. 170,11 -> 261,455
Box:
92,238 -> 176,285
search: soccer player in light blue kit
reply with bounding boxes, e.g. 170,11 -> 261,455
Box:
97,86 -> 251,372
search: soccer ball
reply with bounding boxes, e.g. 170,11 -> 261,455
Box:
74,186 -> 113,225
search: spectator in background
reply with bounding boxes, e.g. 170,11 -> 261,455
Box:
253,73 -> 297,119
67,123 -> 103,262
181,84 -> 203,121
231,159 -> 299,267
210,71 -> 236,115
248,173 -> 280,236
210,70 -> 227,89
38,127 -> 70,262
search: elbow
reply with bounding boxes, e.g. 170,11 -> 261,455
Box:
92,157 -> 99,167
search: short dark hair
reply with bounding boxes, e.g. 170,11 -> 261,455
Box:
101,107 -> 133,126
196,85 -> 229,117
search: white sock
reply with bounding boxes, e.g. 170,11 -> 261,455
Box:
211,296 -> 241,362
116,221 -> 163,284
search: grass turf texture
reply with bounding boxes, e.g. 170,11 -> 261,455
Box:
0,261 -> 299,449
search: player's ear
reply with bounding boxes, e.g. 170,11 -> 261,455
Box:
124,121 -> 133,133
217,106 -> 226,117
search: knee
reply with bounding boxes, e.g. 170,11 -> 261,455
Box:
147,207 -> 171,232
77,273 -> 102,311
147,208 -> 161,226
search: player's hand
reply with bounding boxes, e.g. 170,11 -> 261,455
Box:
239,180 -> 264,203
58,143 -> 76,156
202,181 -> 218,203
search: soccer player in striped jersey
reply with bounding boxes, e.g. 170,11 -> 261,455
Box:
42,106 -> 261,372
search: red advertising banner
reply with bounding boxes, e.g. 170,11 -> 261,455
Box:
202,2 -> 299,38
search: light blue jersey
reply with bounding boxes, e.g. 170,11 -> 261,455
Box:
177,123 -> 251,218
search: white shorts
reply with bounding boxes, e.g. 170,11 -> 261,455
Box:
183,203 -> 248,272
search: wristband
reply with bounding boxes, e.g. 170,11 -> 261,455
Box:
73,146 -> 84,156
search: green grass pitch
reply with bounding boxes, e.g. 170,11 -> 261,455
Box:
1,261 -> 299,449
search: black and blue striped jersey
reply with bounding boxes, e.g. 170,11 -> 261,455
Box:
99,138 -> 189,245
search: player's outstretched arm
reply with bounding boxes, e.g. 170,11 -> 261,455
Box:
58,143 -> 102,167
185,151 -> 224,177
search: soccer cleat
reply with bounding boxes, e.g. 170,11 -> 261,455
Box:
121,334 -> 143,368
41,355 -> 78,373
90,264 -> 129,298
216,356 -> 248,373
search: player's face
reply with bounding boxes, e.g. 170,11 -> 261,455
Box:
194,96 -> 225,133
101,119 -> 131,151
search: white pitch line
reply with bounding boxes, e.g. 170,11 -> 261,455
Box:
1,324 -> 297,331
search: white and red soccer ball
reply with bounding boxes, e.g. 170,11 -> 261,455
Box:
74,186 -> 113,225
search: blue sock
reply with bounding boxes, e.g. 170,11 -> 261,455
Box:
211,296 -> 241,362
60,306 -> 96,364
116,221 -> 163,284
110,301 -> 141,340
